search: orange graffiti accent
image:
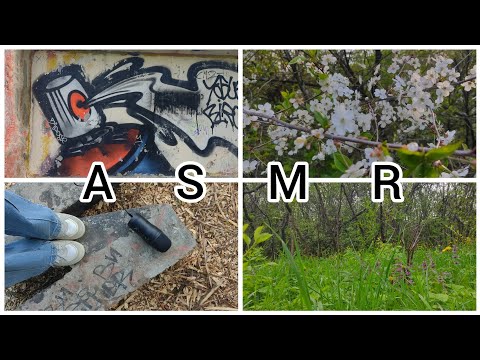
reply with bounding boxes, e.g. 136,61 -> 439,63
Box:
69,91 -> 90,121
58,129 -> 140,176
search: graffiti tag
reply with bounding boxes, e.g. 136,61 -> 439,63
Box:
202,75 -> 238,129
41,247 -> 133,311
48,118 -> 67,144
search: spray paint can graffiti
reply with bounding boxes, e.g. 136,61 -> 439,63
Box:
33,66 -> 105,142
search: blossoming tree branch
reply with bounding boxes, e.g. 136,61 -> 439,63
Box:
243,50 -> 476,178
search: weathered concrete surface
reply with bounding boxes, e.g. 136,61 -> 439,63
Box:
9,183 -> 83,214
8,183 -> 114,216
20,205 -> 196,311
5,50 -> 32,177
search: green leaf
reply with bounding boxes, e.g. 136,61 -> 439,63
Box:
289,56 -> 305,65
381,144 -> 390,156
411,163 -> 438,178
313,111 -> 329,127
318,73 -> 328,81
425,142 -> 461,162
243,224 -> 249,232
243,233 -> 251,246
360,132 -> 373,140
417,293 -> 432,310
447,284 -> 466,292
255,233 -> 273,244
397,148 -> 425,168
253,225 -> 264,242
333,152 -> 352,173
429,292 -> 449,303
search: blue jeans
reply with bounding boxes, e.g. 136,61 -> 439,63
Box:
5,191 -> 62,287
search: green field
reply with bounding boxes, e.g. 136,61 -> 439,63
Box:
244,243 -> 476,311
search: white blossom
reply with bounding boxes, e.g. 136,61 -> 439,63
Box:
356,112 -> 373,131
394,75 -> 406,89
461,81 -> 476,92
331,103 -> 357,136
311,128 -> 324,139
243,160 -> 258,174
374,88 -> 388,100
434,56 -> 454,77
258,103 -> 274,117
388,62 -> 400,74
243,115 -> 255,127
289,98 -> 300,109
436,81 -> 454,97
341,160 -> 367,178
407,142 -> 419,151
294,136 -> 308,149
440,166 -> 469,178
439,130 -> 456,145
324,139 -> 337,155
364,148 -> 393,163
321,54 -> 337,66
312,152 -> 325,161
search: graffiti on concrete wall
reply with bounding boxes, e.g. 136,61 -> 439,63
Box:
32,56 -> 238,176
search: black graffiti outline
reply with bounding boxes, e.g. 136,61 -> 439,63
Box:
127,105 -> 238,157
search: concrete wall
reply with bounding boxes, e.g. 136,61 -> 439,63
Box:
5,50 -> 238,177
5,50 -> 32,177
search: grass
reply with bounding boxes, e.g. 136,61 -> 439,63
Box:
243,242 -> 476,311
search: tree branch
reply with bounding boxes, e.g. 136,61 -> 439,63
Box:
244,183 -> 267,195
243,109 -> 475,157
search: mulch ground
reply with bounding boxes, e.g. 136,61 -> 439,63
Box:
5,183 -> 238,311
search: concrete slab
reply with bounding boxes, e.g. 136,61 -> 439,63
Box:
8,183 -> 83,212
20,205 -> 196,311
8,183 -> 112,216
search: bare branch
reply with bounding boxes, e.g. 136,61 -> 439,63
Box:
244,183 -> 267,195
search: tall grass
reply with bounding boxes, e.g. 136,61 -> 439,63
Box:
243,242 -> 476,311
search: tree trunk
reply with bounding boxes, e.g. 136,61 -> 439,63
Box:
379,202 -> 385,243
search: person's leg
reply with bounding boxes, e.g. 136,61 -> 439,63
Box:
5,238 -> 86,287
5,191 -> 61,239
5,191 -> 85,240
5,238 -> 54,287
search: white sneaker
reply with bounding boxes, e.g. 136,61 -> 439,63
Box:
52,241 -> 85,267
56,213 -> 85,240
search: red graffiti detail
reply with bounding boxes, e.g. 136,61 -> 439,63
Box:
69,91 -> 90,121
58,129 -> 140,176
